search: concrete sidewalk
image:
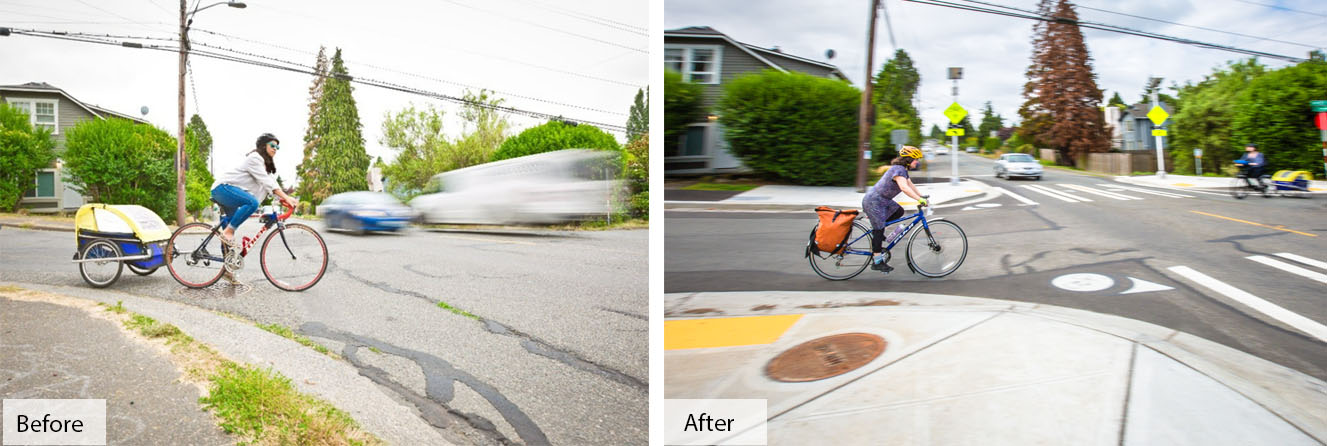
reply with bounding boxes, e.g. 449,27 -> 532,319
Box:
665,180 -> 995,211
1,281 -> 454,445
664,291 -> 1327,445
1117,173 -> 1327,193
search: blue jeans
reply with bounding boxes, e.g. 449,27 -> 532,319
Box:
211,184 -> 258,230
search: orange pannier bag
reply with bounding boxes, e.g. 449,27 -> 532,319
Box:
812,206 -> 859,255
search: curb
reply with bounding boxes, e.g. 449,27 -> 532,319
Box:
0,222 -> 74,233
665,291 -> 1327,442
2,280 -> 454,445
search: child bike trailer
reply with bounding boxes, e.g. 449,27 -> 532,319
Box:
1271,170 -> 1312,198
72,204 -> 171,288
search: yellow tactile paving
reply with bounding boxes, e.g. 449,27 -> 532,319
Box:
665,314 -> 804,350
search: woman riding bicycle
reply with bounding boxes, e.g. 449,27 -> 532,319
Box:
1238,143 -> 1267,190
211,133 -> 297,259
862,146 -> 929,273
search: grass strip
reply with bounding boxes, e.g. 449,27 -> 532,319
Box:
257,323 -> 337,358
436,301 -> 480,320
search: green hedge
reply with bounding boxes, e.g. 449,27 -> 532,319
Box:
490,120 -> 619,162
717,70 -> 860,185
62,118 -> 180,220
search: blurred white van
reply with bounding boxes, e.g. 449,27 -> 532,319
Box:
409,149 -> 624,225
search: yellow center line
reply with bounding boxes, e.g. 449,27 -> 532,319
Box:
434,234 -> 537,245
1189,211 -> 1317,237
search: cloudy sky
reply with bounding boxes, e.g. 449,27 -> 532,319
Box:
665,0 -> 1325,135
2,0 -> 647,183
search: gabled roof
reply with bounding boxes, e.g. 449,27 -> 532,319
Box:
1121,101 -> 1172,121
665,26 -> 848,80
0,82 -> 150,125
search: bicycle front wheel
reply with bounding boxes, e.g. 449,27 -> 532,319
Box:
808,221 -> 873,281
167,222 -> 226,289
260,223 -> 328,292
1230,177 -> 1248,199
906,220 -> 967,278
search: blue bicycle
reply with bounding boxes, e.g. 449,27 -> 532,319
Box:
806,198 -> 968,280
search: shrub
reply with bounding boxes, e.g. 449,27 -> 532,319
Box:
0,103 -> 56,211
717,70 -> 860,185
62,118 -> 180,220
664,69 -> 705,150
490,120 -> 619,162
622,133 -> 648,219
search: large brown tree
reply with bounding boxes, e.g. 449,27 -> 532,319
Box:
1018,0 -> 1109,165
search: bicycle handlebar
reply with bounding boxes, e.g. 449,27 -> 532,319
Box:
278,200 -> 295,221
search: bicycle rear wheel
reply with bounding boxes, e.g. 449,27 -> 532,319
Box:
1230,177 -> 1248,199
166,223 -> 226,288
906,220 -> 967,278
808,221 -> 873,281
260,223 -> 328,291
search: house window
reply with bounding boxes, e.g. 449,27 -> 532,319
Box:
23,170 -> 56,198
679,125 -> 707,156
5,98 -> 58,133
664,45 -> 722,84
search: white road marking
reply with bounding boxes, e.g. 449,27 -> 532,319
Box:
1023,184 -> 1092,202
1115,182 -> 1228,197
1168,266 -> 1327,343
1275,252 -> 1327,271
1247,255 -> 1327,285
1051,273 -> 1115,292
1060,184 -> 1142,200
1120,277 -> 1174,294
993,187 -> 1039,205
1100,184 -> 1193,198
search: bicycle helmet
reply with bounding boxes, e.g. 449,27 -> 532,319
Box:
899,146 -> 923,159
1245,143 -> 1257,149
256,132 -> 279,149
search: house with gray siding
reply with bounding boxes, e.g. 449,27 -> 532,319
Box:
665,26 -> 848,174
1119,101 -> 1172,152
1,82 -> 150,213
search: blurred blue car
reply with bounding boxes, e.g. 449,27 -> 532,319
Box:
318,191 -> 417,234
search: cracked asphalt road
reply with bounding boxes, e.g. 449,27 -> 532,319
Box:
1,225 -> 647,445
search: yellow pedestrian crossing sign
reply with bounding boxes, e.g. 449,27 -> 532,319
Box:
1152,129 -> 1167,136
944,102 -> 968,124
946,128 -> 965,136
1147,105 -> 1169,126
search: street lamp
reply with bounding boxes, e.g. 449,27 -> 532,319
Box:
176,0 -> 244,225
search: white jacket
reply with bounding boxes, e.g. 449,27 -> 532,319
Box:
213,151 -> 280,201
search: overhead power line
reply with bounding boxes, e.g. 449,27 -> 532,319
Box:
1231,0 -> 1327,19
2,28 -> 628,133
439,0 -> 646,54
901,0 -> 1308,62
520,0 -> 647,36
1075,4 -> 1326,49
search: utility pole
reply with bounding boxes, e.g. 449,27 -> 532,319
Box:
855,0 -> 881,193
176,0 -> 188,225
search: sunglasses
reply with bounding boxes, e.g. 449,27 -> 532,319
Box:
267,142 -> 280,150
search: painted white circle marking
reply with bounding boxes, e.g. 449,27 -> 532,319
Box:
975,203 -> 1001,208
1051,273 -> 1115,292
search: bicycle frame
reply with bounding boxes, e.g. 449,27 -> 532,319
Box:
186,209 -> 294,265
839,208 -> 933,257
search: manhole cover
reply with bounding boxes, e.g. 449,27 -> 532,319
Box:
765,333 -> 885,382
174,281 -> 252,298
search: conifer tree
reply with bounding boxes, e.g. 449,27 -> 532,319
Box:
1018,0 -> 1109,165
299,48 -> 369,205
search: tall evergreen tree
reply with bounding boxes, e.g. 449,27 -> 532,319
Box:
929,124 -> 943,140
1019,0 -> 1109,166
976,101 -> 1003,149
872,49 -> 923,144
296,46 -> 330,202
187,114 -> 212,163
299,48 -> 369,205
1107,91 -> 1127,108
626,87 -> 648,143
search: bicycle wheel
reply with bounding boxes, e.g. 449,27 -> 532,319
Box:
260,223 -> 328,291
167,223 -> 226,289
1230,177 -> 1248,199
906,220 -> 968,278
79,239 -> 123,288
808,221 -> 873,281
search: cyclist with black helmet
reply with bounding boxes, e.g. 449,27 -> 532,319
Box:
1238,143 -> 1267,191
862,146 -> 929,273
211,133 -> 297,260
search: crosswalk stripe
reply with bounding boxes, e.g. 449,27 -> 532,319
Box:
1020,184 -> 1081,202
1247,255 -> 1327,285
1024,184 -> 1093,202
1061,184 -> 1142,200
1100,184 -> 1193,198
1275,252 -> 1327,271
993,187 -> 1039,205
1168,266 -> 1327,343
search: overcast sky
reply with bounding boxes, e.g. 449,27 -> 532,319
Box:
665,0 -> 1325,136
2,0 -> 647,184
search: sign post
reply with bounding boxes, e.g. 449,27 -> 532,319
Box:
1148,102 -> 1170,179
947,67 -> 963,185
1193,148 -> 1202,175
1315,103 -> 1327,179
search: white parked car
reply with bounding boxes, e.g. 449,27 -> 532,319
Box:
995,153 -> 1043,180
935,147 -> 949,155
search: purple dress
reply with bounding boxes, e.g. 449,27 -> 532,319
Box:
862,165 -> 908,230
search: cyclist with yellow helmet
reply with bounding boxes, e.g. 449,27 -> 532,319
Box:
861,145 -> 929,273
